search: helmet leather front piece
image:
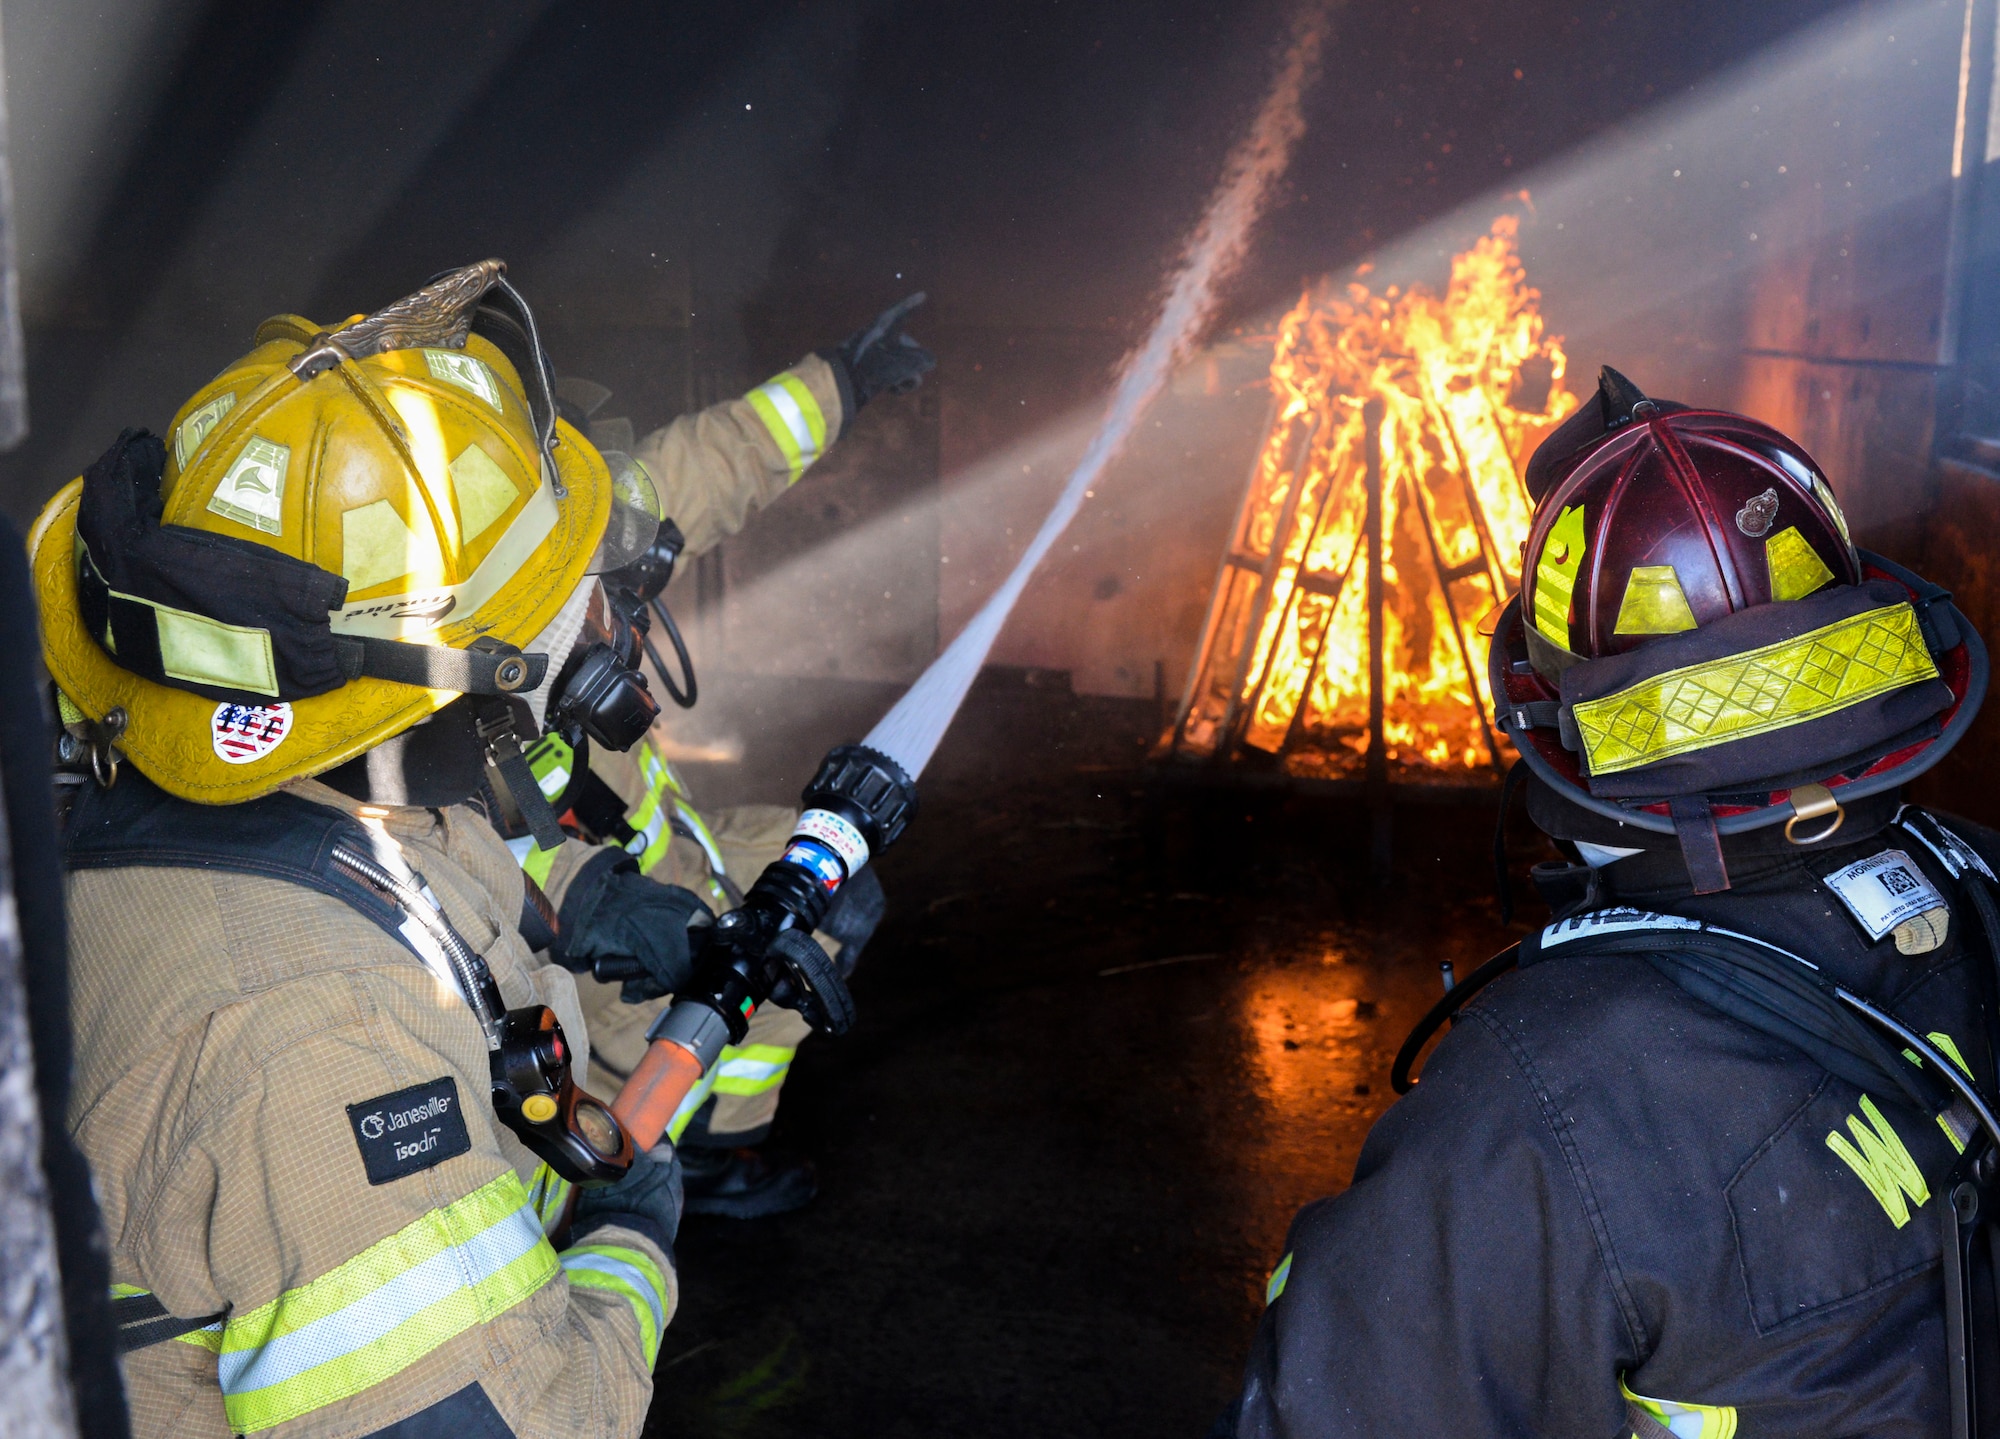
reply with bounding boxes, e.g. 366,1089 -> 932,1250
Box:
29,263 -> 612,804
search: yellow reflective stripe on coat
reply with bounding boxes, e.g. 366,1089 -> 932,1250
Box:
1264,1252 -> 1293,1305
661,1041 -> 801,1139
560,1243 -> 669,1365
665,1063 -> 724,1144
746,372 -> 829,482
710,1042 -> 797,1098
525,1163 -> 573,1236
1620,1376 -> 1738,1438
505,835 -> 560,887
623,743 -> 695,875
630,741 -> 727,879
1570,602 -> 1937,778
211,1171 -> 557,1432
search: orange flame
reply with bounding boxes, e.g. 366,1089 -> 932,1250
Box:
1175,216 -> 1576,778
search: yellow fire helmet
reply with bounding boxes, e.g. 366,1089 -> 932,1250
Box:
29,260 -> 616,804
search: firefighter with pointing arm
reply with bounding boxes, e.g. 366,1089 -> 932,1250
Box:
36,262 -> 729,1437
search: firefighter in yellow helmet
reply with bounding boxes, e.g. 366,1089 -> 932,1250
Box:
508,296 -> 932,1217
36,262 -> 711,1438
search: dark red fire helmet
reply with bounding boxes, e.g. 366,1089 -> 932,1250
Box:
1490,367 -> 1987,889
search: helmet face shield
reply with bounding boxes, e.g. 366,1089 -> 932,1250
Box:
588,451 -> 666,577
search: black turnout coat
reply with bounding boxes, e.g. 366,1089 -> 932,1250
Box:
1231,807 -> 2000,1439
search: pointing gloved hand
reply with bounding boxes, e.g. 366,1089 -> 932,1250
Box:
572,1142 -> 684,1253
553,848 -> 714,1003
832,292 -> 937,409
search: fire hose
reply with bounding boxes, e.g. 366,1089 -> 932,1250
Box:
591,0 -> 1323,1158
601,744 -> 917,1151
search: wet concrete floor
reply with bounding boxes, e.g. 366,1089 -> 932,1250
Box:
648,674 -> 1542,1438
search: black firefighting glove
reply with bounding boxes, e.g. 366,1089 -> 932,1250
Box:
572,1142 -> 684,1253
553,848 -> 713,1003
829,292 -> 936,411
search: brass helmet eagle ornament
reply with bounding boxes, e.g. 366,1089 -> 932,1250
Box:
31,260 -> 668,831
1489,366 -> 1987,892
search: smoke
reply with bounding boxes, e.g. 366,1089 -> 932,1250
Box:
864,0 -> 1333,778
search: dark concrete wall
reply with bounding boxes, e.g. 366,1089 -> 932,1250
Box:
0,0 -> 1882,723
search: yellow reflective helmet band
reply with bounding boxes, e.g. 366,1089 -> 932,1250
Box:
1570,602 -> 1938,778
1533,504 -> 1588,650
1612,565 -> 1698,636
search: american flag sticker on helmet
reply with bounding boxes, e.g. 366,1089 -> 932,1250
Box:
211,702 -> 293,764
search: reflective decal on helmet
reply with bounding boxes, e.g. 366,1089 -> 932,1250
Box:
206,436 -> 291,536
1612,565 -> 1698,636
1532,503 -> 1588,650
341,499 -> 426,592
174,392 -> 237,470
211,701 -> 293,764
425,349 -> 503,409
1766,526 -> 1835,603
330,479 -> 561,639
448,443 -> 521,543
1569,602 -> 1937,778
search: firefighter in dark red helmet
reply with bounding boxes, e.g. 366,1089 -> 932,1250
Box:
1221,368 -> 2000,1438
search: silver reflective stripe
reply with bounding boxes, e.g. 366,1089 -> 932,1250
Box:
716,1056 -> 786,1084
560,1252 -> 665,1338
216,1203 -> 543,1397
756,380 -> 819,464
1538,908 -> 1700,948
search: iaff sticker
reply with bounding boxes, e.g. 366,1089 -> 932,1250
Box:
783,840 -> 845,891
1823,849 -> 1946,942
211,702 -> 293,764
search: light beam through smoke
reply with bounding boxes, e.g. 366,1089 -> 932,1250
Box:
863,0 -> 1332,777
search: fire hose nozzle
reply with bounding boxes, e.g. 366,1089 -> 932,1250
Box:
802,744 -> 918,855
607,742 -> 920,1154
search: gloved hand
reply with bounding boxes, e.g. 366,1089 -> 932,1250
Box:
554,849 -> 713,1002
572,1143 -> 684,1253
833,292 -> 936,409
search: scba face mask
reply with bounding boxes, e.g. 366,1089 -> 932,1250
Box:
544,580 -> 660,754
